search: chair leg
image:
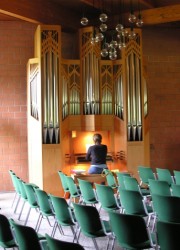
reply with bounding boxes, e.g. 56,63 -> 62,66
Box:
24,206 -> 31,225
111,235 -> 115,250
14,195 -> 21,214
51,221 -> 57,237
36,214 -> 43,232
92,238 -> 99,250
151,215 -> 157,232
11,192 -> 17,208
18,200 -> 26,220
70,225 -> 79,243
46,216 -> 53,227
106,236 -> 110,250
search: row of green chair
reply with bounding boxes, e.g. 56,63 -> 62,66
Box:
138,166 -> 180,186
109,211 -> 180,250
145,178 -> 180,198
0,213 -> 84,250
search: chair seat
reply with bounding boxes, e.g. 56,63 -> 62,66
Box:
0,239 -> 17,248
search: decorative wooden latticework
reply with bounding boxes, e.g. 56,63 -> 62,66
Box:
113,62 -> 124,119
41,29 -> 61,144
61,60 -> 81,120
30,63 -> 40,120
100,61 -> 113,115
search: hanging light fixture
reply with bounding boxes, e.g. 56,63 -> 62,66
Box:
80,4 -> 89,26
136,0 -> 144,27
80,0 -> 143,60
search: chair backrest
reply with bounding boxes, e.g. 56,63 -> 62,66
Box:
152,194 -> 180,223
173,170 -> 180,185
171,183 -> 180,197
123,176 -> 140,192
73,203 -> 105,237
49,195 -> 75,226
156,221 -> 180,250
34,188 -> 53,215
58,171 -> 69,192
95,183 -> 120,212
119,189 -> 146,216
108,212 -> 153,249
9,170 -> 20,194
9,219 -> 43,250
148,179 -> 171,196
138,166 -> 155,185
65,176 -> 80,197
23,183 -> 39,207
0,214 -> 17,248
78,178 -> 98,204
45,233 -> 85,250
16,178 -> 27,200
116,172 -> 131,188
103,169 -> 117,188
156,168 -> 174,185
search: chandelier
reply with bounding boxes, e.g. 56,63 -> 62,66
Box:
80,0 -> 143,60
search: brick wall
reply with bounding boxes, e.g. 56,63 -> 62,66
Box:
142,27 -> 180,173
0,21 -> 37,191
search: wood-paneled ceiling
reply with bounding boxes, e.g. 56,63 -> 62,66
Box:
0,0 -> 179,32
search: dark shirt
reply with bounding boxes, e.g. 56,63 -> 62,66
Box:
86,144 -> 107,165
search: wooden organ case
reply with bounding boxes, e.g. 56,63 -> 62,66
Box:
27,25 -> 149,195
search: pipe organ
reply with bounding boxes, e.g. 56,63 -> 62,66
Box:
27,25 -> 149,195
41,29 -> 60,144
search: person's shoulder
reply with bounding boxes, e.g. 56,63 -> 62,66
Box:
88,145 -> 94,150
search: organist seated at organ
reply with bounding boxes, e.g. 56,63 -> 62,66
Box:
86,133 -> 109,174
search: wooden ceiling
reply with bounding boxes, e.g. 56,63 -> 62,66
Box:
0,0 -> 179,32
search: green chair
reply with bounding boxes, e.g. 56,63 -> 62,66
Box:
118,189 -> 154,228
123,176 -> 150,198
171,183 -> 180,197
65,176 -> 81,204
49,194 -> 76,241
9,219 -> 47,250
95,183 -> 121,213
156,168 -> 174,186
23,183 -> 40,226
77,178 -> 98,206
73,203 -> 112,250
148,179 -> 171,196
116,172 -> 131,189
34,188 -> 55,232
45,234 -> 85,250
138,166 -> 156,187
11,175 -> 22,214
0,214 -> 18,249
152,194 -> 180,223
156,221 -> 180,250
102,169 -> 118,189
109,212 -> 155,250
58,171 -> 70,198
173,170 -> 180,185
16,178 -> 28,220
8,170 -> 20,209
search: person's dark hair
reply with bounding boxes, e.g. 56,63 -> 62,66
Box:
93,133 -> 102,144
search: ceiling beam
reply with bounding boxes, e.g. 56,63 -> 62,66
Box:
0,9 -> 40,24
141,4 -> 180,25
139,0 -> 155,8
